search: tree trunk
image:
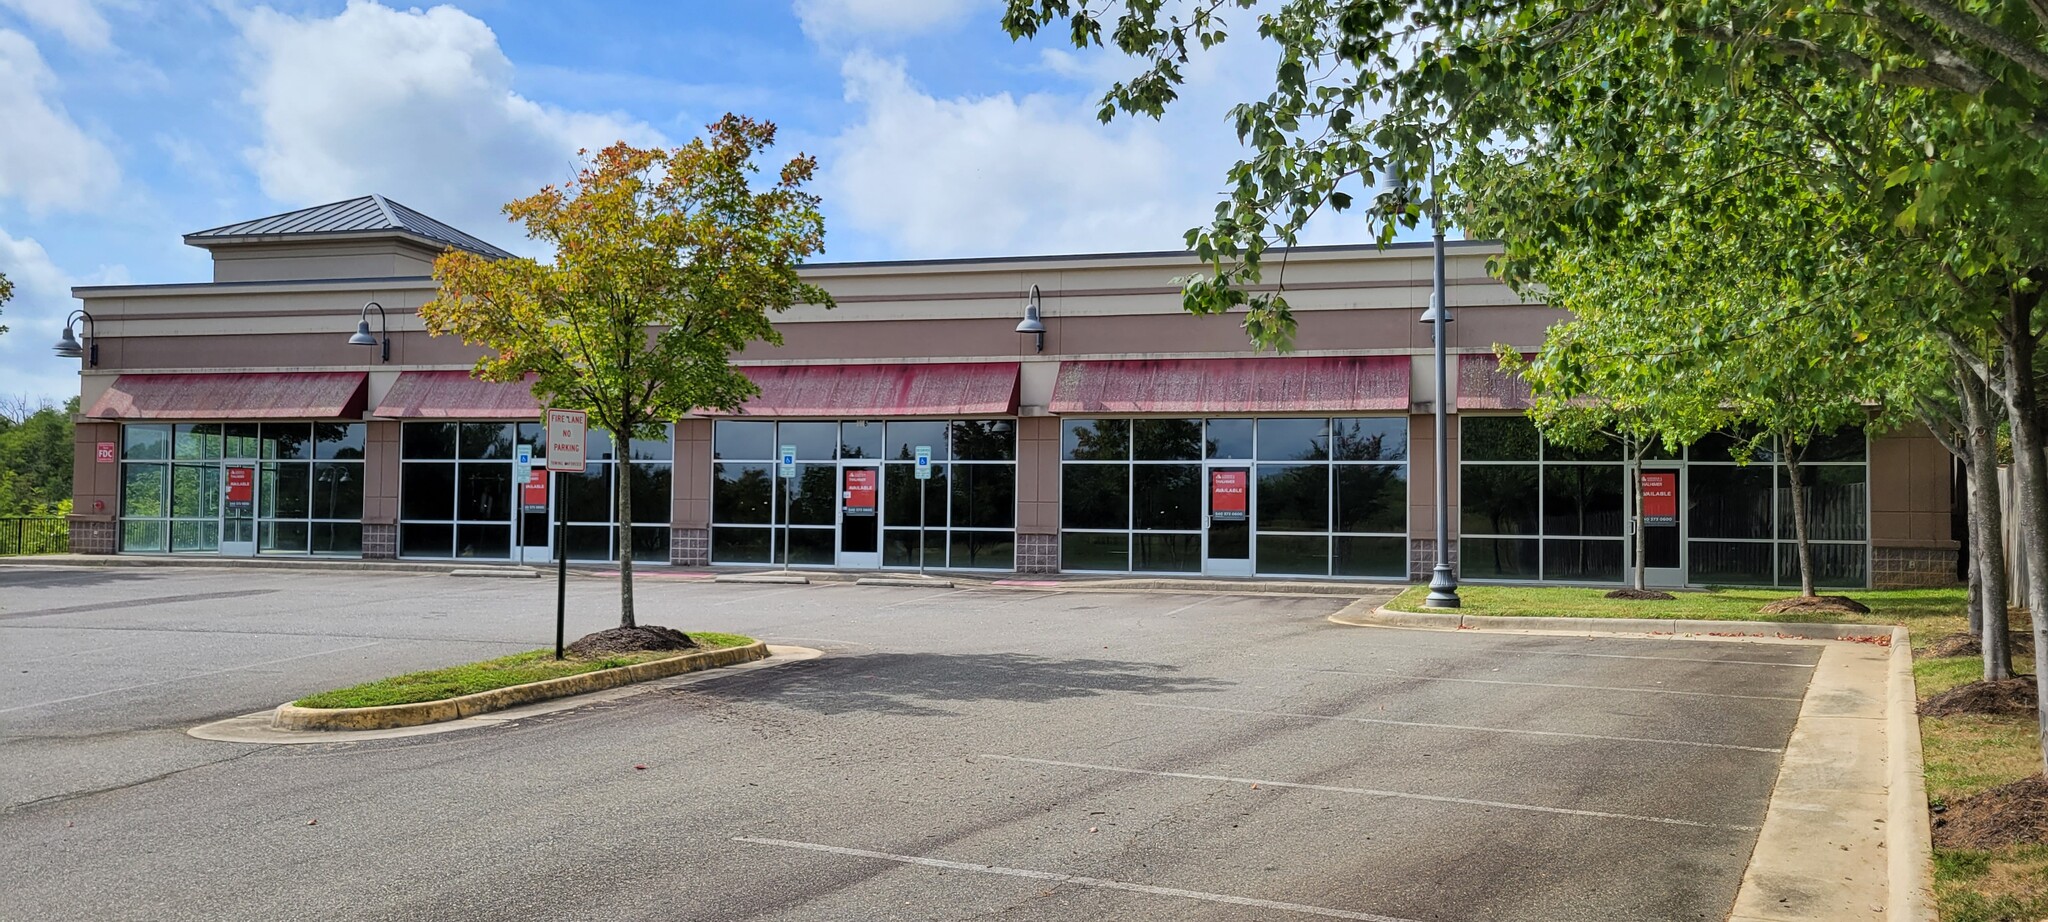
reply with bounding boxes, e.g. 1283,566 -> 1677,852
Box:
1995,297 -> 2048,777
1784,451 -> 1816,598
616,418 -> 637,630
1962,366 -> 2014,679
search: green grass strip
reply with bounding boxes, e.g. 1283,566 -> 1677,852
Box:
293,632 -> 755,709
1385,585 -> 1968,636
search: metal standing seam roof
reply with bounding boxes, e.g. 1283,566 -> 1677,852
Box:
371,371 -> 543,419
700,363 -> 1023,417
86,373 -> 370,420
1457,352 -> 1535,410
1048,356 -> 1412,414
182,194 -> 515,259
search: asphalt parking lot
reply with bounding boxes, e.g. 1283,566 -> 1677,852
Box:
0,565 -> 1819,922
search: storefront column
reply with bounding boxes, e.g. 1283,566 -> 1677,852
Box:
671,418 -> 713,565
1407,410 -> 1458,582
1015,415 -> 1060,573
67,420 -> 120,554
361,420 -> 400,558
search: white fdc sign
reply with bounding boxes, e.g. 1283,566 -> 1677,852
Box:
546,409 -> 588,473
914,445 -> 932,480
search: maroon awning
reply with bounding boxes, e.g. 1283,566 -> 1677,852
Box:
1048,356 -> 1410,414
707,362 -> 1021,417
86,373 -> 367,419
1456,352 -> 1533,410
371,371 -> 542,419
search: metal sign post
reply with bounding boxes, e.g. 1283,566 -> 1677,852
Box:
914,446 -> 932,575
779,445 -> 796,571
546,410 -> 588,660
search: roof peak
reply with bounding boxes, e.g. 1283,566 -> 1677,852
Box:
184,195 -> 514,259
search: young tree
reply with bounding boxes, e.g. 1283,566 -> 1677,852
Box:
423,117 -> 831,631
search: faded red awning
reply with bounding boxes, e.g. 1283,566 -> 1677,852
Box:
707,362 -> 1021,417
1456,353 -> 1533,410
1048,356 -> 1410,414
371,371 -> 542,419
86,373 -> 367,420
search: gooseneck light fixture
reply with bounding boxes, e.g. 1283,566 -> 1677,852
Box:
348,300 -> 390,362
53,309 -> 97,367
1016,284 -> 1047,353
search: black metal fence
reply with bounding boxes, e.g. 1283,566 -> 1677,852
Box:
0,517 -> 68,556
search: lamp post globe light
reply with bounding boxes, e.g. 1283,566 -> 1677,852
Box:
1384,154 -> 1460,608
1016,285 -> 1047,353
53,309 -> 96,367
347,300 -> 390,362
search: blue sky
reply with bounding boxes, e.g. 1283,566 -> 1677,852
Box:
0,0 -> 1377,404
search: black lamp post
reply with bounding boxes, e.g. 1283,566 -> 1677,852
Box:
348,301 -> 390,362
1389,153 -> 1461,608
53,309 -> 96,367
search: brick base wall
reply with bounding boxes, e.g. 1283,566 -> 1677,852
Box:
68,518 -> 115,555
672,527 -> 709,566
1409,538 -> 1458,583
1873,545 -> 1960,589
363,523 -> 397,559
1016,533 -> 1058,573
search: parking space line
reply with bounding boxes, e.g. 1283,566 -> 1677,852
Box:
877,588 -> 975,609
732,836 -> 1426,921
1129,701 -> 1784,753
1300,668 -> 1805,701
980,755 -> 1755,831
712,586 -> 815,606
1510,649 -> 1817,668
0,640 -> 384,714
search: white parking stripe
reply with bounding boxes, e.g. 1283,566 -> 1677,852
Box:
732,836 -> 1428,921
712,586 -> 815,606
981,755 -> 1755,831
1506,649 -> 1817,668
0,640 -> 384,714
1300,667 -> 1805,701
1130,701 -> 1784,753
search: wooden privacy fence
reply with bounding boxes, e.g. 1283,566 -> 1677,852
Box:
0,517 -> 68,556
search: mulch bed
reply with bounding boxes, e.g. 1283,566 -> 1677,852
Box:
1604,588 -> 1676,601
1920,677 -> 2040,718
1758,595 -> 1871,615
564,625 -> 699,658
1924,630 -> 2036,659
1932,775 -> 2048,850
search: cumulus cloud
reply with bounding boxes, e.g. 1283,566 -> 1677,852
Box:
0,228 -> 124,404
0,0 -> 111,51
824,52 -> 1207,258
236,1 -> 663,255
0,30 -> 121,214
794,0 -> 984,41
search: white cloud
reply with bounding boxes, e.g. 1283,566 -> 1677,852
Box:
0,30 -> 121,214
0,0 -> 111,51
236,1 -> 664,256
824,52 -> 1204,258
794,0 -> 984,41
0,229 -> 124,405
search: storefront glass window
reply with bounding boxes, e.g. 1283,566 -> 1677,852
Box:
119,422 -> 364,556
399,421 -> 670,562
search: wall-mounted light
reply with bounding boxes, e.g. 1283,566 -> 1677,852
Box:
53,309 -> 96,367
348,300 -> 390,363
1016,284 -> 1046,353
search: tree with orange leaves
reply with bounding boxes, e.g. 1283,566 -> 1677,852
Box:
424,116 -> 831,631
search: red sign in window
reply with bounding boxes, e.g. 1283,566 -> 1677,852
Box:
96,441 -> 116,464
844,468 -> 878,516
523,468 -> 548,510
1641,472 -> 1677,526
1211,470 -> 1248,521
226,466 -> 255,512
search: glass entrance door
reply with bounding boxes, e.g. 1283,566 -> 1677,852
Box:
1639,466 -> 1684,586
1204,465 -> 1252,577
838,464 -> 881,568
221,462 -> 256,557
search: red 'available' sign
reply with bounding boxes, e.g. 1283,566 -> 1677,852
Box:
1211,470 -> 1248,521
1641,472 -> 1677,526
523,468 -> 548,510
226,466 -> 255,511
844,468 -> 877,515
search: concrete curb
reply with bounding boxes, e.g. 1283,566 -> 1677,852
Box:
1334,601 -> 1898,641
0,554 -> 510,575
713,573 -> 810,585
1887,625 -> 1937,921
856,577 -> 955,588
450,568 -> 540,579
273,641 -> 771,731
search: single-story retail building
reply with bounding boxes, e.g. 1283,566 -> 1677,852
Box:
61,196 -> 1959,588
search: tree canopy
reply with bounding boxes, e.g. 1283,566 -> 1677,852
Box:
423,116 -> 831,628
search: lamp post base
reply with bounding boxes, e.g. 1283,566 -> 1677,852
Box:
1423,564 -> 1461,608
